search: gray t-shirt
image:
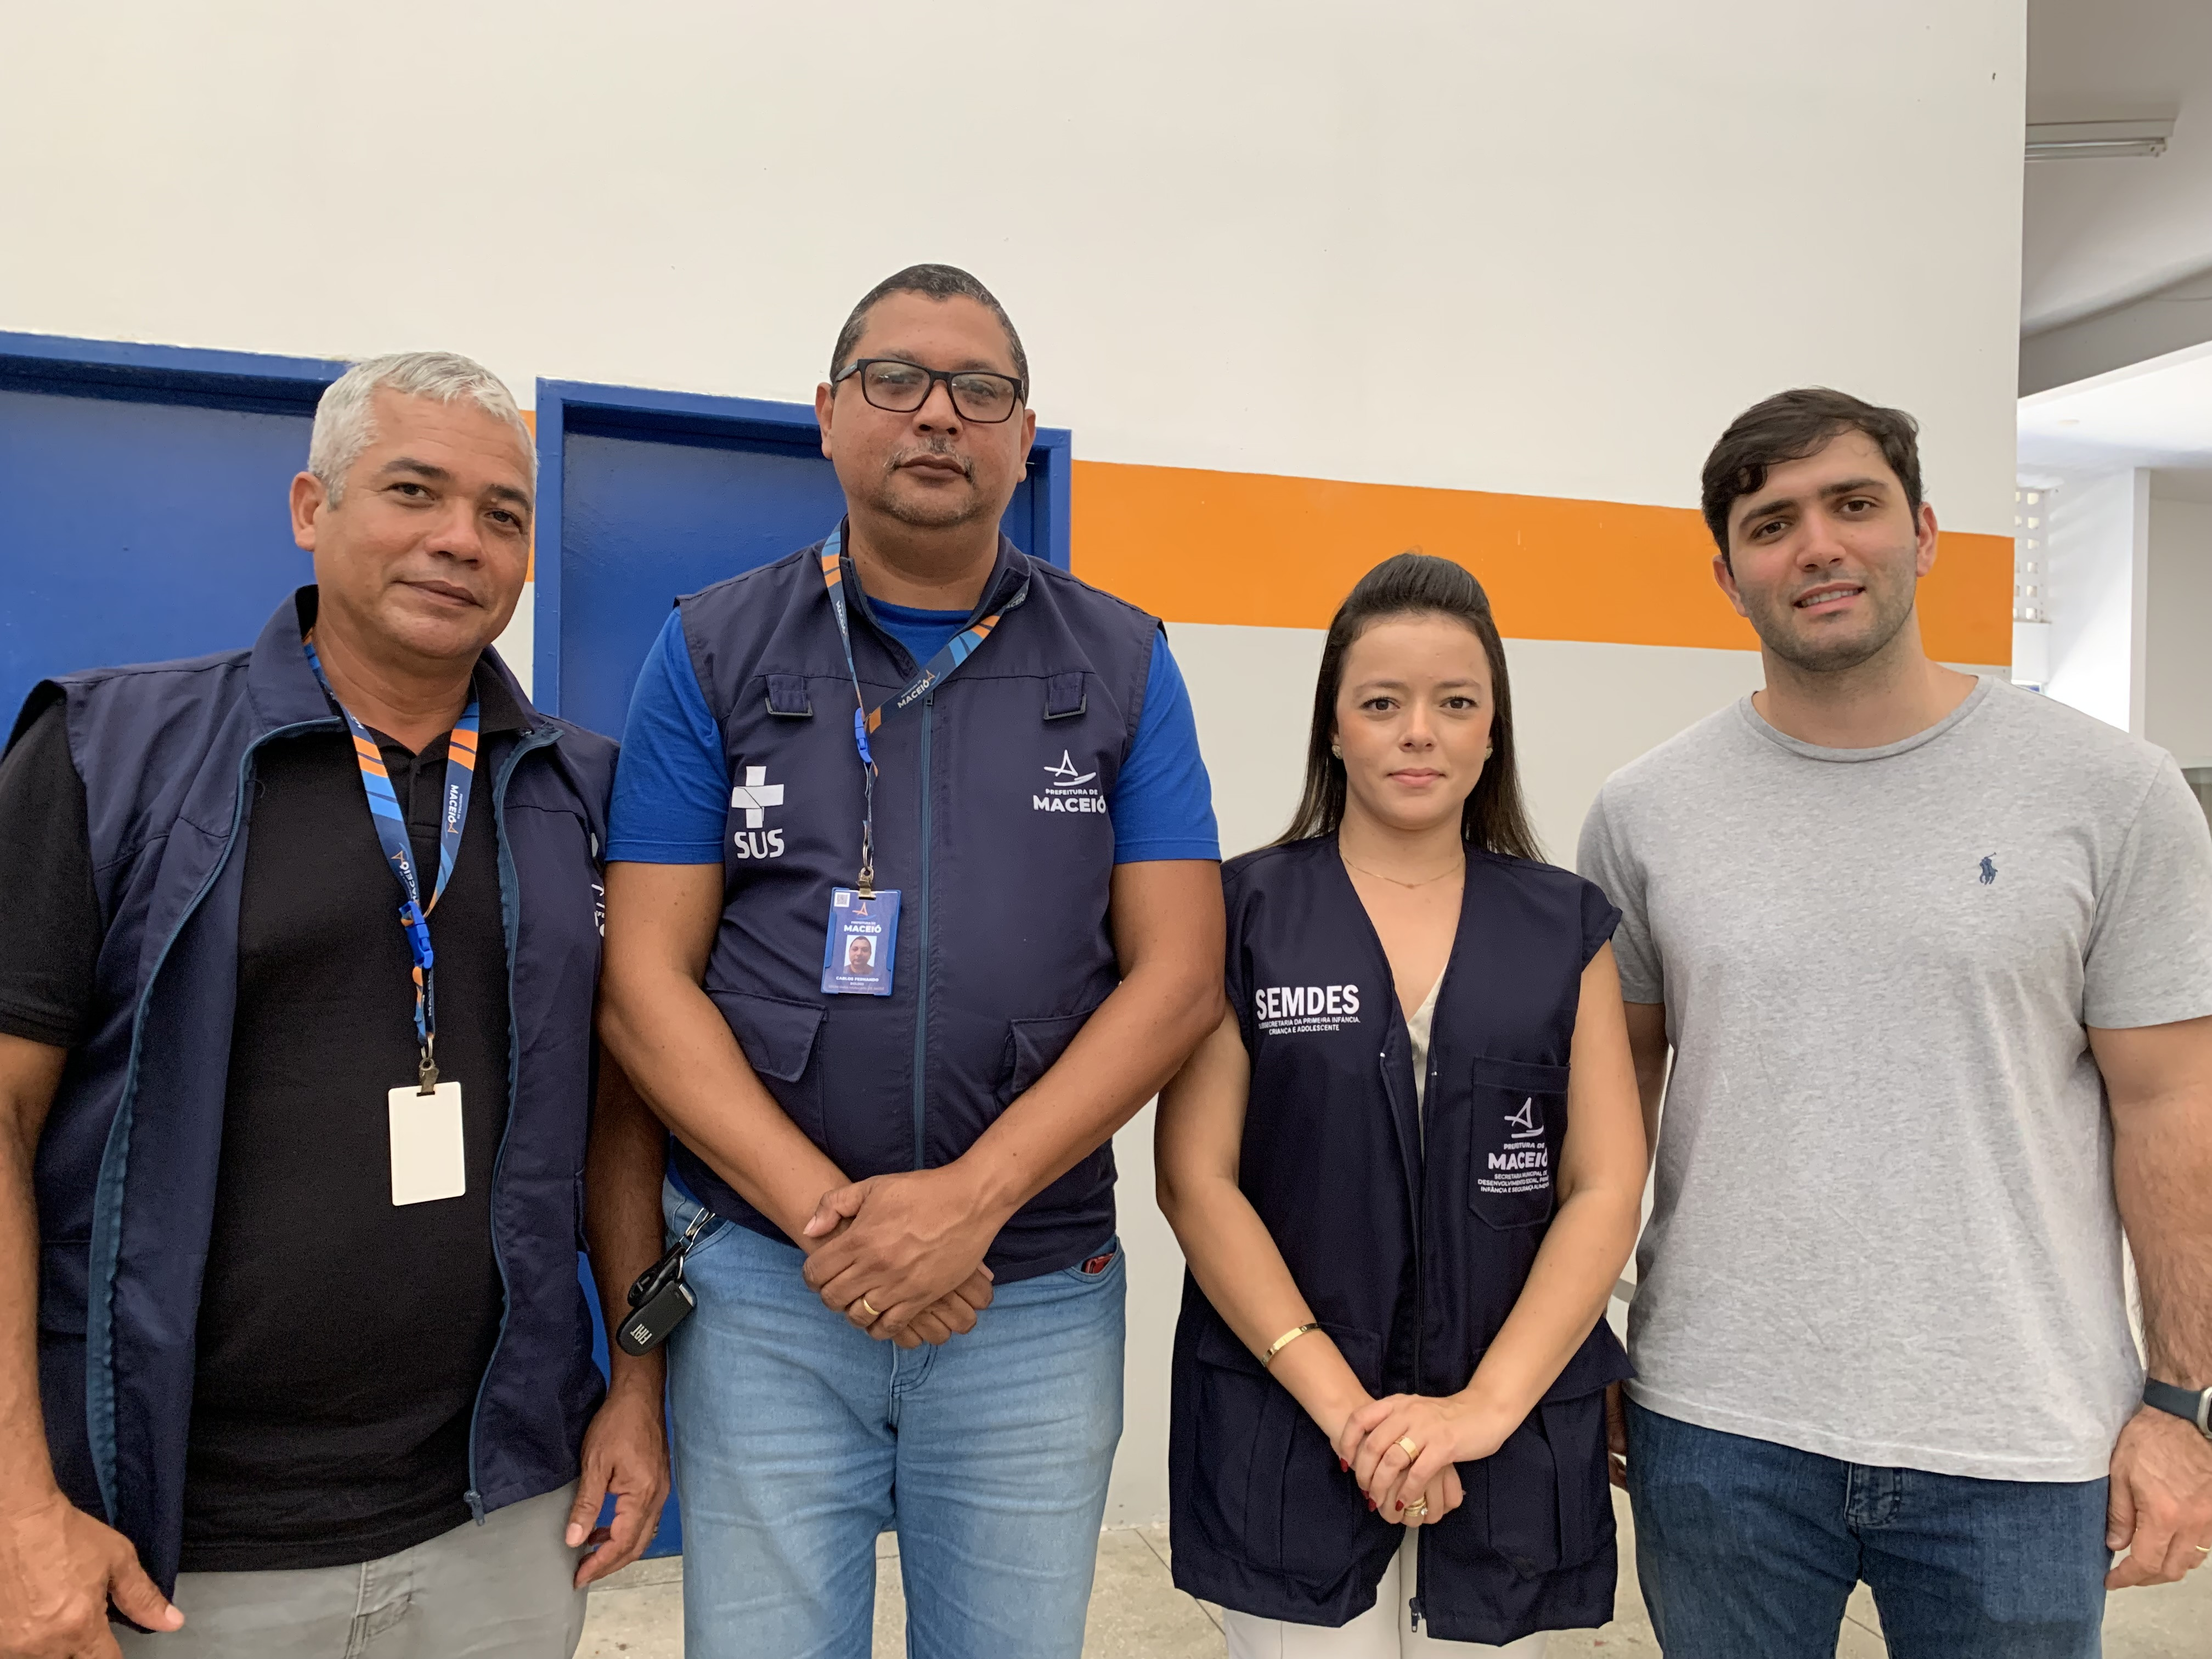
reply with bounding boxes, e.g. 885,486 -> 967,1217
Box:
1578,676 -> 2212,1481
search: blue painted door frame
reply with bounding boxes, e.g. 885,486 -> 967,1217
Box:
0,330 -> 345,724
0,332 -> 688,1560
531,376 -> 1073,733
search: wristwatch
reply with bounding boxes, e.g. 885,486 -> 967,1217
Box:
2143,1378 -> 2212,1440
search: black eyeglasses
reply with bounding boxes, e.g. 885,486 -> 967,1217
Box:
834,358 -> 1026,424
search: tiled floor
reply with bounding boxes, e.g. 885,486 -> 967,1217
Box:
580,1489 -> 2212,1657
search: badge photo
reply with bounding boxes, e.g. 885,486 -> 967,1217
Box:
822,887 -> 900,996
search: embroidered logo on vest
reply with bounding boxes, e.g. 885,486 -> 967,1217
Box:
1482,1098 -> 1551,1195
731,764 -> 787,860
1034,748 -> 1107,815
1254,983 -> 1362,1035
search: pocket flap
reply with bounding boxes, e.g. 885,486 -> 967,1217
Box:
707,989 -> 825,1083
1540,1322 -> 1634,1403
1468,1054 -> 1571,1094
1000,1003 -> 1104,1097
1194,1315 -> 1264,1374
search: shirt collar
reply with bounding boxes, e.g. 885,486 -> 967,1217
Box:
261,585 -> 536,738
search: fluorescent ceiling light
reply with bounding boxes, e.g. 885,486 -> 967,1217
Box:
2025,119 -> 2174,161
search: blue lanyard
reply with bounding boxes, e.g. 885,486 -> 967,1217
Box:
303,641 -> 481,1089
816,522 -> 1028,892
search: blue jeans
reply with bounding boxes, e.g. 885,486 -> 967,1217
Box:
1624,1398 -> 2109,1658
663,1182 -> 1126,1659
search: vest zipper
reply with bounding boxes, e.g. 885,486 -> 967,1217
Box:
84,717 -> 338,1522
911,689 -> 934,1170
463,723 -> 563,1523
1409,1002 -> 1443,1633
1411,1046 -> 1432,1633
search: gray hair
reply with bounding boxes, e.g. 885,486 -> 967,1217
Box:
308,351 -> 535,504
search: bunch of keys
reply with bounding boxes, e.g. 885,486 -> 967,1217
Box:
617,1209 -> 716,1356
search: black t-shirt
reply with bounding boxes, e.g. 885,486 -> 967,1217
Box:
0,667 -> 524,1572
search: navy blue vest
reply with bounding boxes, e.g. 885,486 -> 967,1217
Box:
20,592 -> 614,1593
1168,836 -> 1634,1644
673,538 -> 1160,1280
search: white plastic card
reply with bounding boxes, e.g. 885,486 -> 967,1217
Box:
387,1081 -> 467,1206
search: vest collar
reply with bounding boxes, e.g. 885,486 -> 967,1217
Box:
838,531 -> 1032,643
246,586 -> 541,738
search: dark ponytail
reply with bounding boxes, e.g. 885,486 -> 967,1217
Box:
1276,551 -> 1540,861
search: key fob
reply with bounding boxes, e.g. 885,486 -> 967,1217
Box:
629,1241 -> 687,1308
618,1274 -> 696,1356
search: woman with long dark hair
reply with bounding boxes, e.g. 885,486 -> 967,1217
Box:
1157,554 -> 1646,1654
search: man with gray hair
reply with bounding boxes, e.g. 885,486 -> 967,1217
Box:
0,353 -> 669,1657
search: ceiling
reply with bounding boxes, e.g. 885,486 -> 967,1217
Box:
2024,0 -> 2212,336
2018,340 -> 2212,500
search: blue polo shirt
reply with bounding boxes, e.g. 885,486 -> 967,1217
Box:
610,604 -> 1218,865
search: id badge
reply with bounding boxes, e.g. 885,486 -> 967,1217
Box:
388,1080 -> 466,1205
821,887 -> 900,996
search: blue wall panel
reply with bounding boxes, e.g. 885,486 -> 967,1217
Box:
0,385 -> 318,721
556,426 -> 854,741
0,338 -> 691,1562
538,381 -> 1071,738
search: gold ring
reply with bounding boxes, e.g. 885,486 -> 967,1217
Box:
1404,1498 -> 1428,1517
1396,1435 -> 1423,1462
859,1296 -> 882,1319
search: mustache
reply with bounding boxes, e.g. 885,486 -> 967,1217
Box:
884,440 -> 974,481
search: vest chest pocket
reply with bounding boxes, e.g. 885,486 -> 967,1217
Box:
1466,1055 -> 1567,1230
996,1002 -> 1105,1107
1190,1316 -> 1383,1588
707,989 -> 827,1143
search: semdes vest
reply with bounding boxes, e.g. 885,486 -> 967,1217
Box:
1168,835 -> 1634,1644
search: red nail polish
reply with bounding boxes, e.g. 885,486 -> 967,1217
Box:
1395,1500 -> 1404,1511
1339,1459 -> 1349,1472
1367,1498 -> 1376,1510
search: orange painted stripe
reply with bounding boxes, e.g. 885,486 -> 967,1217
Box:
1069,460 -> 2012,664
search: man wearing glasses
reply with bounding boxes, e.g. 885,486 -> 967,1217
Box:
599,266 -> 1224,1657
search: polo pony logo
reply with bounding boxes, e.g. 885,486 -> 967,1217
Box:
1979,856 -> 1997,885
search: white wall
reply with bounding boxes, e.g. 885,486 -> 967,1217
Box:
0,1 -> 2029,1531
1,2 -> 2024,535
1172,624 -> 1776,866
2144,495 -> 2212,765
2042,468 -> 2151,731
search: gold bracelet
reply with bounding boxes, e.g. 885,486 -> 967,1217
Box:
1261,1323 -> 1321,1368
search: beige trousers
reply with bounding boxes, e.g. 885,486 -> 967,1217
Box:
115,1484 -> 588,1659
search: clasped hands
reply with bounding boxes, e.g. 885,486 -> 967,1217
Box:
1329,1386 -> 1520,1529
800,1166 -> 998,1347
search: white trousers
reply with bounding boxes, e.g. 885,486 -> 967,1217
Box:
1221,1533 -> 1550,1659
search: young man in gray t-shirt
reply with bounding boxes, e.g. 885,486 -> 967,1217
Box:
1577,388 -> 2212,1657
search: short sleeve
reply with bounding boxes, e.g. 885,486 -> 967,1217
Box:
1221,865 -> 1257,1050
1578,877 -> 1622,971
1577,786 -> 1662,1004
606,611 -> 730,865
1106,630 -> 1221,864
2082,758 -> 2212,1029
0,697 -> 104,1046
